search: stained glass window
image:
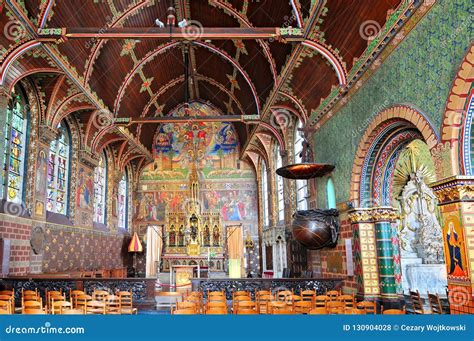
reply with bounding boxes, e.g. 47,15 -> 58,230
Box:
94,152 -> 107,224
327,177 -> 336,209
118,171 -> 128,229
2,91 -> 29,204
47,121 -> 70,215
294,120 -> 308,210
275,145 -> 285,222
261,161 -> 269,227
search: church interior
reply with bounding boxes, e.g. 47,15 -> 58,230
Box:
0,0 -> 472,316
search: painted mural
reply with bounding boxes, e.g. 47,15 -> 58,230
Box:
76,165 -> 94,226
443,214 -> 468,279
137,102 -> 258,233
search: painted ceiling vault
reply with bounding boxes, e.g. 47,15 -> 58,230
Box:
0,0 -> 420,173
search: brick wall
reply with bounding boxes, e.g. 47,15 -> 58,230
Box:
0,213 -> 130,275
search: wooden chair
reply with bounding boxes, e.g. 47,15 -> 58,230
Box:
314,295 -> 329,308
176,301 -> 197,314
237,308 -> 258,315
255,290 -> 272,298
118,290 -> 138,314
47,292 -> 66,310
257,294 -> 274,314
271,309 -> 294,315
206,301 -> 227,313
427,291 -> 443,314
326,301 -> 345,314
70,290 -> 86,306
356,301 -> 376,314
86,300 -> 106,314
51,300 -> 72,315
408,290 -> 424,314
268,301 -> 286,314
92,290 -> 109,302
337,294 -> 355,308
294,300 -> 313,314
236,301 -> 256,314
22,289 -> 38,296
276,290 -> 293,302
105,295 -> 121,314
300,290 -> 316,307
343,307 -> 365,315
309,307 -> 327,315
232,295 -> 251,312
74,294 -> 90,312
60,308 -> 85,315
206,308 -> 227,315
0,295 -> 14,314
233,290 -> 250,298
326,289 -> 340,301
382,308 -> 406,315
172,308 -> 195,315
0,300 -> 11,314
186,295 -> 202,314
0,290 -> 14,296
23,308 -> 46,315
22,300 -> 42,313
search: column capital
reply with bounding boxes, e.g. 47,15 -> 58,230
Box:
0,86 -> 11,99
79,149 -> 100,168
348,206 -> 399,223
39,124 -> 58,144
431,175 -> 474,204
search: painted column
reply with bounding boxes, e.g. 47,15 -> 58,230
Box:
372,207 -> 400,301
0,87 -> 10,188
432,176 -> 474,314
348,208 -> 380,300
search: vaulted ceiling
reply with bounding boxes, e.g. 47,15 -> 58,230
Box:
1,0 -> 420,171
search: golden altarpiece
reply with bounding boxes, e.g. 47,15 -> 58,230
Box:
161,161 -> 225,275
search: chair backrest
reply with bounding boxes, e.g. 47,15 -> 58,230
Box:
22,289 -> 38,296
315,295 -> 328,307
23,300 -> 42,309
344,307 -> 365,315
23,308 -> 46,315
75,294 -> 90,309
383,308 -> 405,315
0,300 -> 11,314
255,290 -> 272,298
0,290 -> 14,296
206,308 -> 227,314
294,300 -> 313,314
177,301 -> 197,313
326,290 -> 340,301
271,309 -> 293,315
93,290 -> 110,302
86,300 -> 106,314
207,301 -> 226,309
309,307 -> 327,315
356,301 -> 376,314
118,290 -> 133,308
337,294 -> 355,307
237,308 -> 257,315
409,290 -> 424,314
173,308 -> 195,315
51,300 -> 72,314
233,291 -> 250,298
427,292 -> 443,314
60,308 -> 85,315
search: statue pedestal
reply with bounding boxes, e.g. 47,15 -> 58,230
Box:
402,258 -> 447,296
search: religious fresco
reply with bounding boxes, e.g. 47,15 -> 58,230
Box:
137,102 -> 258,229
442,214 -> 469,279
75,165 -> 94,226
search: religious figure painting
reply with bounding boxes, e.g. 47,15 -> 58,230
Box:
35,149 -> 47,196
76,166 -> 94,209
443,216 -> 468,278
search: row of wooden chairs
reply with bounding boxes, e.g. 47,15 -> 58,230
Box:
0,288 -> 137,315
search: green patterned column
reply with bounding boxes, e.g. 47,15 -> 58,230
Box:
373,207 -> 399,299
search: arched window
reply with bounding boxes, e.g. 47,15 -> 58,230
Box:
275,145 -> 284,222
2,88 -> 29,204
261,161 -> 269,226
327,177 -> 336,209
294,120 -> 308,210
118,170 -> 128,230
94,152 -> 107,224
47,121 -> 70,215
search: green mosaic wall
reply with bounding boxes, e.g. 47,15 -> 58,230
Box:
314,0 -> 473,205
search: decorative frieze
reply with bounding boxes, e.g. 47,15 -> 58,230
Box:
431,176 -> 474,204
348,206 -> 399,223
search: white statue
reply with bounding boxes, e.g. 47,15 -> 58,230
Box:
399,170 -> 443,264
